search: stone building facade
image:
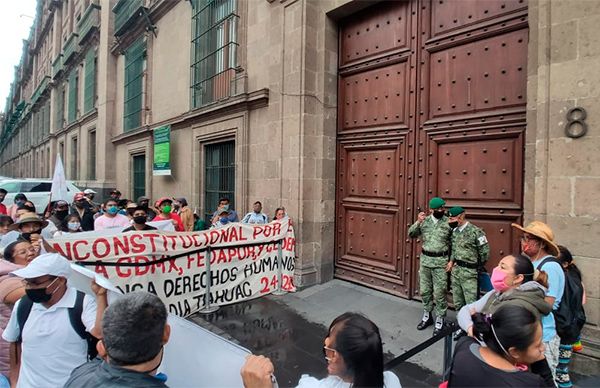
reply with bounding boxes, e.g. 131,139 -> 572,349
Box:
0,0 -> 598,355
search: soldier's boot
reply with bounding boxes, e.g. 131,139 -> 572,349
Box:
417,311 -> 433,330
453,329 -> 466,341
432,316 -> 445,336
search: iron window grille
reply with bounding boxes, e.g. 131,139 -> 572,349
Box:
83,49 -> 96,114
204,140 -> 235,223
123,38 -> 146,132
132,154 -> 146,200
191,0 -> 239,108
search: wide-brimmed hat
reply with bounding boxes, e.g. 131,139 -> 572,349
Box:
9,212 -> 49,231
511,221 -> 559,256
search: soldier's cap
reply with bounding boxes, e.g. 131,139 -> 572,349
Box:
429,197 -> 445,209
448,206 -> 465,217
511,221 -> 559,257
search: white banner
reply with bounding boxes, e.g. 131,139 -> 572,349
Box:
50,220 -> 296,317
50,154 -> 69,201
69,265 -> 251,387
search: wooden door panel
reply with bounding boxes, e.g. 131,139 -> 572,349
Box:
435,135 -> 522,204
341,207 -> 399,270
431,0 -> 528,37
344,147 -> 400,202
340,1 -> 410,66
340,62 -> 409,131
469,214 -> 523,271
428,29 -> 528,118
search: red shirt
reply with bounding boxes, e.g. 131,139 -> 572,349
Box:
154,212 -> 184,231
0,204 -> 6,215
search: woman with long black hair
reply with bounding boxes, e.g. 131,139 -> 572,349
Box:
241,312 -> 401,388
449,304 -> 553,387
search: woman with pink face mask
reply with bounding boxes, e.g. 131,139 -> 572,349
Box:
457,254 -> 552,337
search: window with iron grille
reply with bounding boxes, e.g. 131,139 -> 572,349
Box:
132,154 -> 146,200
204,140 -> 235,223
124,38 -> 146,131
88,129 -> 96,180
43,100 -> 51,138
68,70 -> 79,124
55,85 -> 65,130
71,136 -> 78,180
83,49 -> 96,114
191,0 -> 238,108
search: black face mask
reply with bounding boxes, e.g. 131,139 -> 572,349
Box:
433,210 -> 446,219
20,230 -> 41,242
25,278 -> 58,303
140,203 -> 149,210
55,210 -> 69,220
75,201 -> 85,209
133,216 -> 147,225
449,221 -> 459,228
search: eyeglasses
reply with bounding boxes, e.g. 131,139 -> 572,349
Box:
520,235 -> 540,243
323,346 -> 337,361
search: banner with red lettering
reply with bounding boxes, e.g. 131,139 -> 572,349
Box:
49,220 -> 296,316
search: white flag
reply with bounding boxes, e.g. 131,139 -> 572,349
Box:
50,154 -> 69,202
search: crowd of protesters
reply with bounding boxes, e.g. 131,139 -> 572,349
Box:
0,188 -> 587,387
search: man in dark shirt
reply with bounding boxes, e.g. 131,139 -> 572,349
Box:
71,193 -> 95,231
64,292 -> 170,388
122,206 -> 157,232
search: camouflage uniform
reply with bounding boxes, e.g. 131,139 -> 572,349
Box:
409,215 -> 452,317
450,222 -> 490,310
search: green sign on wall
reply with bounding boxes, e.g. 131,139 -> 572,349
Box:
153,125 -> 171,176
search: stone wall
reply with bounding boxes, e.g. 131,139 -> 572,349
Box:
526,0 -> 600,343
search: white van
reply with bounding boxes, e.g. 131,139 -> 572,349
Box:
0,178 -> 82,214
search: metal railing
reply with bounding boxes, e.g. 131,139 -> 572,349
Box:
113,0 -> 144,36
78,4 -> 101,45
30,76 -> 50,106
63,33 -> 79,63
52,54 -> 63,79
385,321 -> 456,376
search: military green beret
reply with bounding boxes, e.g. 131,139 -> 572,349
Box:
448,206 -> 465,217
429,197 -> 445,209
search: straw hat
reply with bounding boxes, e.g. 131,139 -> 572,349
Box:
511,221 -> 559,257
9,212 -> 49,231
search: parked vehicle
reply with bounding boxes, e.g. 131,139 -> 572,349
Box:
0,178 -> 81,214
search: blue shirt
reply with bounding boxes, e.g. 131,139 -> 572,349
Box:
533,256 -> 565,342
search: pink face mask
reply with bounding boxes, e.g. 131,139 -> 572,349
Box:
491,267 -> 511,292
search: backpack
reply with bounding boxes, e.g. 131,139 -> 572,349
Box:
16,290 -> 99,360
539,257 -> 586,344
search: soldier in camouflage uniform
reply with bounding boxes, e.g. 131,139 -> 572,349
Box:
447,206 -> 490,339
408,197 -> 452,335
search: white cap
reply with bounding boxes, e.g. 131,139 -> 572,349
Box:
12,253 -> 72,279
83,189 -> 96,194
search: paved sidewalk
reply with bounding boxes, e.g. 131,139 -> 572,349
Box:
190,279 -> 599,387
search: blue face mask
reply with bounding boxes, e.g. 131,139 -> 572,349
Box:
222,204 -> 230,211
220,217 -> 229,224
107,206 -> 119,215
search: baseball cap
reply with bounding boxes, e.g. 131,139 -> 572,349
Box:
55,200 -> 69,208
83,189 -> 96,194
12,253 -> 72,279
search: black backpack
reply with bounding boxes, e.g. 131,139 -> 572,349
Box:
539,257 -> 586,344
16,290 -> 99,360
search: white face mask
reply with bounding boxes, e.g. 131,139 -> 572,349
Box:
68,222 -> 80,231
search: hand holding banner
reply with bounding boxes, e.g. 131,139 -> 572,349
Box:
51,220 -> 296,317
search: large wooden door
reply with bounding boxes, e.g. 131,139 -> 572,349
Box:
335,0 -> 528,299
